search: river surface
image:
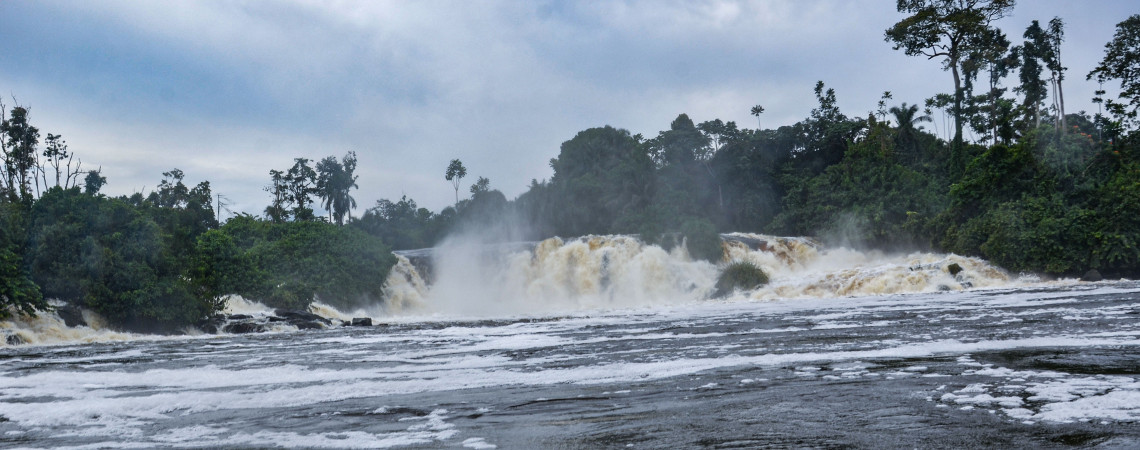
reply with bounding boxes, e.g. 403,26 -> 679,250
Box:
3,281 -> 1140,448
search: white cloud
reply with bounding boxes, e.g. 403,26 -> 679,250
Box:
1,0 -> 1135,214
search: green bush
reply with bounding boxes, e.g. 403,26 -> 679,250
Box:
714,261 -> 769,297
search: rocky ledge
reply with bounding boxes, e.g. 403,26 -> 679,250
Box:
197,309 -> 375,334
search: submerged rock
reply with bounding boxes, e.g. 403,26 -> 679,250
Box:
1081,269 -> 1103,282
350,317 -> 373,327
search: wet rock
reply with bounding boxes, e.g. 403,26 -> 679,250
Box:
293,321 -> 325,330
273,309 -> 332,326
351,317 -> 373,327
223,322 -> 267,334
56,304 -> 87,328
947,263 -> 963,276
1081,269 -> 1103,282
5,333 -> 24,346
196,314 -> 228,334
228,314 -> 253,321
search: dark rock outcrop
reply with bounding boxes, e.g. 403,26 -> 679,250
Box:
274,309 -> 331,325
56,305 -> 87,328
351,317 -> 373,327
6,333 -> 26,345
1081,269 -> 1103,282
947,263 -> 963,276
223,322 -> 267,334
272,309 -> 331,330
196,314 -> 228,334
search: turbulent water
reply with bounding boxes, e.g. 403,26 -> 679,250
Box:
3,234 -> 1140,448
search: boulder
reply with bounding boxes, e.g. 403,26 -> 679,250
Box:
56,304 -> 87,328
1081,269 -> 1103,282
947,263 -> 963,276
223,322 -> 267,334
196,314 -> 228,334
351,317 -> 373,327
5,333 -> 24,346
273,309 -> 332,325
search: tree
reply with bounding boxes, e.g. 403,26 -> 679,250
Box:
285,158 -> 317,221
890,103 -> 933,162
264,169 -> 289,223
1043,17 -> 1067,131
961,26 -> 1014,144
1088,14 -> 1140,127
1,105 -> 41,201
885,0 -> 1016,177
84,169 -> 106,195
316,152 -> 359,225
1016,21 -> 1050,130
750,105 -> 765,129
41,133 -> 82,189
469,176 -> 491,196
445,159 -> 467,207
548,126 -> 655,236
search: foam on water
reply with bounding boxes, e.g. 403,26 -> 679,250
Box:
3,282 -> 1139,447
1,302 -> 137,347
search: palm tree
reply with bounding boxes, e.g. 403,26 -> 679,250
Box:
889,103 -> 932,164
750,104 -> 765,129
316,152 -> 359,225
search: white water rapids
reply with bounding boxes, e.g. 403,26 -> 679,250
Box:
1,233 -> 1052,346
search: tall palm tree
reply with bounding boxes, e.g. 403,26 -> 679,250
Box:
316,152 -> 359,225
889,103 -> 932,164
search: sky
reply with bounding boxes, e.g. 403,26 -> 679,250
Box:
0,0 -> 1135,217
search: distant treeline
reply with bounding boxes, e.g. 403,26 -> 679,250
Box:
1,5 -> 1139,332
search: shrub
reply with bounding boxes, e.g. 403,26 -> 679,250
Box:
714,261 -> 769,297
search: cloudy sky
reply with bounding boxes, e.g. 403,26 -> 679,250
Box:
0,0 -> 1134,216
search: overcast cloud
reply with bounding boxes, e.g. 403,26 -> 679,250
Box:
0,0 -> 1134,215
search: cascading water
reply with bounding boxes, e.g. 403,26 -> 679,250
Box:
0,233 -> 1043,345
381,232 -> 1026,318
720,233 -> 1017,300
423,235 -> 719,316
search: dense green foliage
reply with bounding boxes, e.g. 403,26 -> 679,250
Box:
211,216 -> 396,310
714,261 -> 770,297
0,112 -> 396,330
28,187 -> 210,331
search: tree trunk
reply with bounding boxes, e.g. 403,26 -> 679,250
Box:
1057,77 -> 1066,132
951,59 -> 966,179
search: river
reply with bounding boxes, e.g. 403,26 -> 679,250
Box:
2,235 -> 1139,448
